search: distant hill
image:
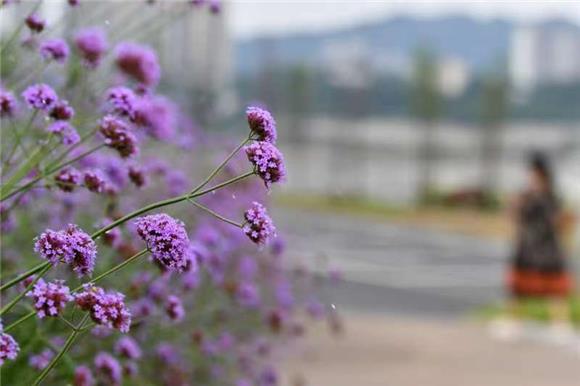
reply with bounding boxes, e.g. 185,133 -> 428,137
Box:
235,15 -> 577,76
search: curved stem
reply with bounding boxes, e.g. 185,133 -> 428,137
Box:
190,135 -> 250,195
73,248 -> 148,292
33,314 -> 90,386
4,311 -> 35,332
187,198 -> 242,228
0,263 -> 52,316
0,261 -> 51,292
1,144 -> 105,202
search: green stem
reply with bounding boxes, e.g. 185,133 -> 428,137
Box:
190,135 -> 250,194
45,126 -> 98,171
33,314 -> 90,385
0,261 -> 51,292
187,198 -> 242,228
4,311 -> 35,332
73,249 -> 148,292
1,144 -> 105,202
0,263 -> 52,316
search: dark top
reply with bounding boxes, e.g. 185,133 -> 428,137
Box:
512,191 -> 566,273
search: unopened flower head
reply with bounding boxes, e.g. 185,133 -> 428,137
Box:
106,86 -> 137,117
0,88 -> 17,118
243,202 -> 276,245
26,279 -> 73,318
40,39 -> 70,63
47,121 -> 80,145
76,284 -> 132,333
114,336 -> 141,360
94,352 -> 122,385
115,42 -> 160,87
73,365 -> 94,386
22,83 -> 58,111
49,100 -> 75,120
55,166 -> 81,192
99,115 -> 138,158
83,170 -> 107,193
135,214 -> 190,272
246,106 -> 277,143
74,27 -> 107,68
25,13 -> 45,33
245,141 -> 286,188
165,294 -> 185,322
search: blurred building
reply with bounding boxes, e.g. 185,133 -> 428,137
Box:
510,23 -> 580,95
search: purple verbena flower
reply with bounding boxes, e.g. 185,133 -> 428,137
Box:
114,336 -> 141,360
128,165 -> 147,188
74,365 -> 95,386
236,281 -> 260,308
0,321 -> 19,365
94,352 -> 122,386
245,141 -> 286,188
83,170 -> 107,193
114,42 -> 160,87
40,38 -> 69,63
54,166 -> 81,192
134,214 -> 189,272
22,83 -> 58,111
243,202 -> 275,245
246,106 -> 277,143
75,284 -> 132,333
26,279 -> 72,318
74,27 -> 107,68
0,88 -> 17,118
47,121 -> 80,145
259,366 -> 278,386
34,224 -> 97,276
99,115 -> 138,158
106,86 -> 137,117
132,96 -> 176,140
25,13 -> 45,33
49,99 -> 74,120
165,295 -> 185,322
209,0 -> 221,14
29,348 -> 53,370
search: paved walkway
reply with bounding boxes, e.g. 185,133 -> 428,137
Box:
283,313 -> 580,386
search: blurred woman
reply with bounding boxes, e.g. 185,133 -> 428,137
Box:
498,151 -> 575,341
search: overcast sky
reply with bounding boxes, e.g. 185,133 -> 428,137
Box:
228,1 -> 580,39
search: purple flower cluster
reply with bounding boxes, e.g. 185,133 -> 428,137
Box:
74,27 -> 107,68
73,365 -> 94,386
106,87 -> 137,117
55,167 -> 81,192
0,320 -> 19,366
34,224 -> 97,277
99,115 -> 138,158
94,352 -> 122,385
134,214 -> 190,272
47,121 -> 80,145
83,170 -> 107,193
25,13 -> 45,33
49,100 -> 75,120
165,295 -> 185,322
29,348 -> 54,370
133,96 -> 177,140
0,88 -> 17,118
114,336 -> 141,359
22,83 -> 58,111
40,38 -> 70,63
75,285 -> 132,333
243,202 -> 275,245
245,142 -> 286,188
246,106 -> 277,143
114,42 -> 160,87
26,279 -> 73,318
